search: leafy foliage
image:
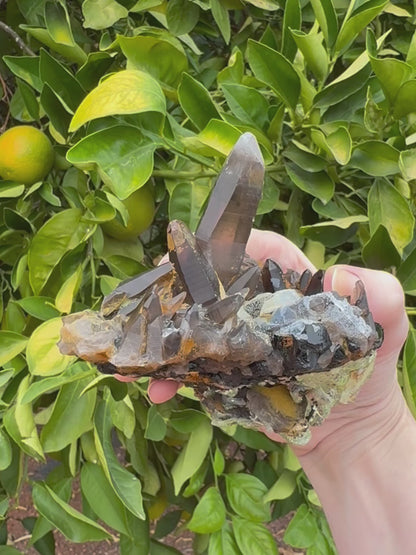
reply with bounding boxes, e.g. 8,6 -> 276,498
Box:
1,0 -> 416,553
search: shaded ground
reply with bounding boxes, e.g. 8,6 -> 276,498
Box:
6,460 -> 305,554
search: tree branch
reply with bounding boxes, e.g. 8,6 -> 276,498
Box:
0,21 -> 36,56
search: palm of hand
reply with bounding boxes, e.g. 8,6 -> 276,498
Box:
135,230 -> 409,455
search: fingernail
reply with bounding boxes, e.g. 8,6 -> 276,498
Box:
330,267 -> 360,297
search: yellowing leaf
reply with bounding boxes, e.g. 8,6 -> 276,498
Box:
69,70 -> 166,132
55,266 -> 83,314
27,318 -> 75,376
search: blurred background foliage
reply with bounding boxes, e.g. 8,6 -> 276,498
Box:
0,0 -> 416,553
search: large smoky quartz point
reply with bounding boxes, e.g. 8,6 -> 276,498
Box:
59,133 -> 383,444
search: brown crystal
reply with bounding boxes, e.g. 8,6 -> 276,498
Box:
58,133 -> 383,444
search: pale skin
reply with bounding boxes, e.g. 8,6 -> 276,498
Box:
116,230 -> 415,554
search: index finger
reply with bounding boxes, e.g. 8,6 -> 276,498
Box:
247,230 -> 316,273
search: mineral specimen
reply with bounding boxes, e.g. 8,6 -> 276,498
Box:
59,133 -> 383,444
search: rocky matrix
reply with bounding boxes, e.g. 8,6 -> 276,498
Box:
59,133 -> 383,444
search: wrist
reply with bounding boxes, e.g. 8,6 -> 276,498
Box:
293,380 -> 408,463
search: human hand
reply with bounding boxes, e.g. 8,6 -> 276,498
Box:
121,229 -> 409,458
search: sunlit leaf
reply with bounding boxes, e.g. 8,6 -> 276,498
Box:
82,0 -> 128,30
26,317 -> 75,376
69,70 -> 166,132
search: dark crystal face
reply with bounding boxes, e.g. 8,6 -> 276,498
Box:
58,133 -> 383,444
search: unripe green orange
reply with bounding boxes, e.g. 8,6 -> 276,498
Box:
102,186 -> 155,240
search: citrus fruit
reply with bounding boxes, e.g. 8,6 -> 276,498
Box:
0,125 -> 55,185
102,186 -> 155,240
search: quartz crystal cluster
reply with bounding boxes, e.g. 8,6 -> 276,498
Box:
59,133 -> 383,444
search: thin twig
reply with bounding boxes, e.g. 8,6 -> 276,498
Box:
0,21 -> 36,56
12,534 -> 32,544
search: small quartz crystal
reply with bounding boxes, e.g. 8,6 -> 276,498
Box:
59,133 -> 383,444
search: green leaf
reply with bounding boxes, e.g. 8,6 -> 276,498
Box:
349,141 -> 399,177
0,430 -> 12,471
168,182 -> 210,232
40,83 -> 72,138
0,331 -> 28,366
166,0 -> 199,35
209,522 -> 241,555
16,296 -> 60,321
17,79 -> 39,121
39,49 -> 85,112
82,0 -> 128,30
80,462 -> 130,535
402,327 -> 416,418
368,180 -> 414,253
26,317 -> 75,376
69,70 -> 166,132
217,48 -> 244,85
44,1 -> 75,46
3,56 -> 42,92
283,504 -> 318,548
291,30 -> 328,82
22,362 -> 93,404
285,162 -> 334,203
210,0 -> 230,44
145,405 -> 167,441
284,142 -> 327,172
94,398 -> 145,519
20,25 -> 87,65
150,539 -> 182,554
247,40 -> 300,110
171,416 -> 212,495
183,458 -> 209,498
263,469 -> 297,502
188,487 -> 226,533
221,84 -> 269,130
28,208 -> 92,294
118,35 -> 188,89
67,126 -> 158,200
197,119 -> 241,156
213,445 -> 225,476
370,56 -> 413,106
325,126 -> 352,165
226,473 -> 270,522
76,52 -> 115,91
394,80 -> 416,118
33,482 -> 110,542
0,182 -> 25,198
55,265 -> 82,314
281,0 -> 301,61
40,377 -> 96,452
397,248 -> 416,295
310,0 -> 338,48
362,224 -> 401,269
335,0 -> 389,53
0,547 -> 22,554
178,73 -> 221,131
4,376 -> 44,461
301,216 -> 368,248
232,517 -> 278,555
314,64 -> 371,108
230,426 -> 279,451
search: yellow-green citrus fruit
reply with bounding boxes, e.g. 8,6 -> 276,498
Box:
0,125 -> 55,185
102,186 -> 155,240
